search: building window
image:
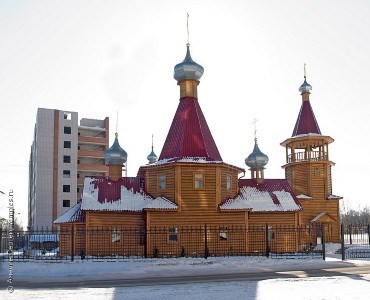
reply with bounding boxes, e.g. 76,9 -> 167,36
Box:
168,227 -> 178,242
64,126 -> 71,134
64,141 -> 71,148
314,167 -> 321,176
112,228 -> 121,243
226,175 -> 232,190
77,187 -> 80,193
194,173 -> 204,188
77,173 -> 80,178
63,113 -> 71,120
63,185 -> 70,193
63,155 -> 71,163
219,227 -> 228,241
63,170 -> 70,178
158,174 -> 166,190
63,200 -> 70,207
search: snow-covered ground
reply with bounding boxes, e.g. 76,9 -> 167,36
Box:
1,249 -> 370,299
2,274 -> 370,300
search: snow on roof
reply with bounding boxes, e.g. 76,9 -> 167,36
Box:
220,179 -> 301,212
149,157 -> 224,166
293,133 -> 322,138
143,197 -> 178,210
296,194 -> 312,199
327,194 -> 342,199
80,177 -> 177,212
310,212 -> 326,223
53,202 -> 85,224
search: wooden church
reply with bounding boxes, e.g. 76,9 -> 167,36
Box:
55,43 -> 342,257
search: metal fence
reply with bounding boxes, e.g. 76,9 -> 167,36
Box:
0,224 -> 330,261
341,224 -> 370,259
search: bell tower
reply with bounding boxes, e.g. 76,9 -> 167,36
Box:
280,71 -> 334,199
280,68 -> 341,241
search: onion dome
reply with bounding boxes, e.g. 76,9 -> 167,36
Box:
104,133 -> 127,166
147,149 -> 158,164
147,135 -> 158,164
245,139 -> 269,169
299,77 -> 312,94
174,44 -> 204,82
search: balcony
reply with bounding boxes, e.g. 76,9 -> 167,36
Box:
78,149 -> 105,158
77,164 -> 108,173
288,151 -> 328,163
78,135 -> 107,145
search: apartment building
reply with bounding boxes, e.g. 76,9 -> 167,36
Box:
28,108 -> 109,229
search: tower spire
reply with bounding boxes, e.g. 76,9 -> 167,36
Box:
252,117 -> 258,142
147,134 -> 158,164
299,63 -> 312,98
173,14 -> 204,99
115,111 -> 119,134
187,12 -> 190,47
245,120 -> 269,183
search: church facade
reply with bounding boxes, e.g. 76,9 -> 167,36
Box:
55,43 -> 341,257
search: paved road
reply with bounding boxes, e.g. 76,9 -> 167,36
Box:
7,264 -> 370,289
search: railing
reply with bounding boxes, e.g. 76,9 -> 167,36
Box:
288,151 -> 328,163
341,224 -> 370,259
0,225 -> 327,261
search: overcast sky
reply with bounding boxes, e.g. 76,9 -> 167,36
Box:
1,0 -> 369,227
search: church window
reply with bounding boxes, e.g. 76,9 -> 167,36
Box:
194,173 -> 204,188
112,228 -> 121,243
219,227 -> 228,241
226,175 -> 232,190
168,227 -> 178,242
158,174 -> 166,190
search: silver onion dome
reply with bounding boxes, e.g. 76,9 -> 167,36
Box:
245,139 -> 269,169
147,149 -> 158,164
104,133 -> 127,166
174,45 -> 204,82
299,78 -> 312,94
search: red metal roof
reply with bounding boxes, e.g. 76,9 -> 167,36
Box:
292,100 -> 321,136
89,176 -> 145,203
159,97 -> 222,161
238,179 -> 301,207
